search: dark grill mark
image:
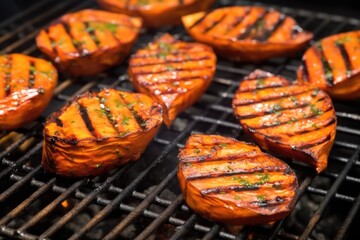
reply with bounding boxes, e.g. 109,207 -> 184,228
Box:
54,118 -> 64,127
189,10 -> 215,29
4,55 -> 11,96
236,10 -> 269,39
301,60 -> 309,81
118,93 -> 147,130
141,76 -> 206,87
60,22 -> 82,56
236,83 -> 287,93
78,102 -> 97,137
336,42 -> 352,77
186,166 -> 284,181
282,116 -> 336,136
201,185 -> 259,195
84,22 -> 101,47
97,97 -> 120,134
130,56 -> 211,67
255,14 -> 286,41
131,47 -> 202,59
203,14 -> 226,33
29,61 -> 36,88
133,66 -> 213,76
313,43 -> 334,86
181,151 -> 258,163
293,133 -> 332,150
227,7 -> 251,32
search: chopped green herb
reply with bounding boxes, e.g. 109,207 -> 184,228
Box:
227,165 -> 234,171
270,103 -> 282,114
335,35 -> 351,45
312,123 -> 319,129
29,66 -> 37,74
94,108 -> 106,118
4,85 -> 10,92
234,195 -> 241,200
37,87 -> 45,95
115,99 -> 123,108
254,173 -> 270,184
166,65 -> 175,71
256,195 -> 266,202
85,25 -> 95,32
219,191 -> 226,194
310,104 -> 323,116
287,117 -> 297,124
138,0 -> 149,6
126,102 -> 135,108
193,149 -> 201,154
219,143 -> 228,148
290,96 -> 298,106
99,97 -> 106,104
104,23 -> 118,34
311,88 -> 319,96
122,115 -> 131,125
256,78 -> 265,88
272,182 -> 281,189
232,176 -> 254,187
157,52 -> 168,59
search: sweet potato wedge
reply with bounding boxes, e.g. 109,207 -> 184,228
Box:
36,9 -> 142,76
297,30 -> 360,100
97,0 -> 214,28
178,134 -> 298,225
0,54 -> 58,130
232,70 -> 336,172
128,34 -> 216,126
182,6 -> 313,62
42,89 -> 163,177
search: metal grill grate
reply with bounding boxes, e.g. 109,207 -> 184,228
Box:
1,0 -> 360,239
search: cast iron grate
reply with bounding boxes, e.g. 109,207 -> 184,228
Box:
0,0 -> 360,239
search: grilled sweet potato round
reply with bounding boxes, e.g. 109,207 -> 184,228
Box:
297,30 -> 360,100
36,9 -> 142,76
42,89 -> 163,177
232,70 -> 336,173
128,34 -> 216,126
97,0 -> 214,29
178,134 -> 298,225
0,54 -> 58,130
182,6 -> 313,62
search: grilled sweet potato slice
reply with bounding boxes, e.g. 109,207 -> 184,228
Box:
128,34 -> 216,126
182,6 -> 313,62
297,30 -> 360,100
42,89 -> 163,177
232,70 -> 336,173
36,9 -> 142,76
178,134 -> 298,225
0,54 -> 58,130
97,0 -> 214,29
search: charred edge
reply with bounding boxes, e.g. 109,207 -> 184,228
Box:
301,60 -> 309,81
4,55 -> 11,96
236,83 -> 286,93
314,43 -> 334,87
336,43 -> 352,77
251,197 -> 288,208
54,117 -> 64,127
201,185 -> 259,195
233,88 -> 313,107
98,97 -> 120,134
237,10 -> 269,39
203,14 -> 226,33
119,94 -> 147,130
78,102 -> 97,137
133,66 -> 213,76
28,61 -> 36,88
61,21 -> 82,55
226,7 -> 251,32
130,56 -> 211,68
186,166 -> 284,181
283,115 -> 336,136
189,9 -> 215,30
256,14 -> 286,42
84,22 -> 100,47
292,133 -> 333,150
180,151 -> 258,163
47,135 -> 78,145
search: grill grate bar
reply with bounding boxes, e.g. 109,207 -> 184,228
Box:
299,146 -> 360,240
170,214 -> 199,240
202,224 -> 221,240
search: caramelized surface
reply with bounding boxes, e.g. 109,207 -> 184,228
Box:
97,0 -> 214,28
0,54 -> 58,130
36,9 -> 142,76
298,30 -> 360,99
178,134 -> 298,225
129,34 -> 216,126
232,70 -> 336,172
42,89 -> 163,177
182,6 -> 313,62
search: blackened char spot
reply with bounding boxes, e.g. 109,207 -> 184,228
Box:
255,14 -> 286,41
189,9 -> 215,30
78,102 -> 97,137
313,43 -> 334,87
201,185 -> 259,195
54,118 -> 64,127
336,42 -> 352,77
236,10 -> 269,39
203,14 -> 226,33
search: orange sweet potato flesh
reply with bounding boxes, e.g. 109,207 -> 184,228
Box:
36,9 -> 142,76
232,70 -> 337,173
97,0 -> 215,29
42,89 -> 163,177
0,54 -> 58,130
178,134 -> 298,225
182,6 -> 313,62
128,34 -> 216,126
297,30 -> 360,100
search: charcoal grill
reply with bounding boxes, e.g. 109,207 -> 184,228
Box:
1,0 -> 360,239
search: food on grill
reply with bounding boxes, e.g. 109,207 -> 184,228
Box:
232,70 -> 336,173
128,34 -> 216,126
0,54 -> 58,130
182,6 -> 313,62
97,0 -> 215,29
297,30 -> 360,100
36,9 -> 142,76
178,134 -> 298,225
42,89 -> 163,177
